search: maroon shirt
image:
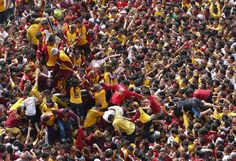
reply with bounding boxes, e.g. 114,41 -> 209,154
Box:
52,109 -> 78,121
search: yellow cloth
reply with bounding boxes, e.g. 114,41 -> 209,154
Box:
40,95 -> 67,109
30,83 -> 41,102
59,50 -> 73,71
83,109 -> 103,128
0,0 -> 5,12
66,30 -> 77,46
188,143 -> 196,153
143,79 -> 151,87
113,112 -> 135,135
104,72 -> 116,85
46,44 -> 57,67
41,103 -> 58,114
9,98 -> 24,111
6,127 -> 21,135
183,112 -> 189,129
94,89 -> 108,109
89,75 -> 100,85
116,35 -> 126,45
138,108 -> 151,124
27,24 -> 41,45
174,136 -> 180,144
70,86 -> 82,104
210,1 -> 221,19
77,26 -> 88,45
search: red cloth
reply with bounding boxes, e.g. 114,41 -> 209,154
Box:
4,111 -> 20,128
147,96 -> 162,114
103,83 -> 142,105
193,89 -> 211,101
75,127 -> 86,150
116,1 -> 128,9
130,110 -> 140,122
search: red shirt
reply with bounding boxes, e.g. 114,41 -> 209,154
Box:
4,111 -> 20,128
103,83 -> 142,105
75,127 -> 86,150
193,89 -> 211,101
147,96 -> 162,114
116,1 -> 128,9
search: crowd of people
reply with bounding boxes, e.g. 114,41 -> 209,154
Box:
0,0 -> 236,160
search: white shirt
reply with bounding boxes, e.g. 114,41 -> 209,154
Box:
22,97 -> 38,116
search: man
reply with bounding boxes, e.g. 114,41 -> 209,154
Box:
175,98 -> 216,118
130,102 -> 152,139
143,90 -> 163,117
41,112 -> 57,145
75,18 -> 91,59
4,108 -> 23,139
108,111 -> 136,143
45,35 -> 57,70
41,98 -> 58,114
51,48 -> 74,87
52,108 -> 80,143
102,80 -> 142,106
93,84 -> 108,109
22,92 -> 40,132
83,105 -> 103,129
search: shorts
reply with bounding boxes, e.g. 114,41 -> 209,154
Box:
27,115 -> 38,124
5,127 -> 21,135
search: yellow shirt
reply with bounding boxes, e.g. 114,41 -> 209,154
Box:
41,102 -> 58,114
83,109 -> 103,128
59,50 -> 73,71
113,112 -> 135,135
104,72 -> 116,85
116,35 -> 126,45
94,89 -> 108,109
77,26 -> 88,45
27,24 -> 41,45
70,86 -> 82,104
138,108 -> 151,124
40,95 -> 67,109
43,112 -> 55,126
0,0 -> 5,12
66,30 -> 77,46
46,44 -> 57,67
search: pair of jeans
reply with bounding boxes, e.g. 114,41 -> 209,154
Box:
47,126 -> 56,145
57,119 -> 72,141
71,103 -> 85,118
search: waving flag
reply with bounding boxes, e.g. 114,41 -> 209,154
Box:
0,0 -> 12,12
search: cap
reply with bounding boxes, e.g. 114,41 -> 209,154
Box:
51,48 -> 59,55
89,18 -> 95,23
120,10 -> 127,14
54,9 -> 62,18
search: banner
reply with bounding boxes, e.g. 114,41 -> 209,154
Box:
0,0 -> 12,12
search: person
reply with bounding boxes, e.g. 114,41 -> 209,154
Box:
21,92 -> 40,132
41,98 -> 58,114
102,79 -> 142,106
51,48 -> 74,87
75,18 -> 91,59
52,108 -> 80,143
92,84 -> 108,110
69,78 -> 85,119
129,101 -> 152,139
40,112 -> 57,145
83,105 -> 104,129
108,111 -> 136,143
